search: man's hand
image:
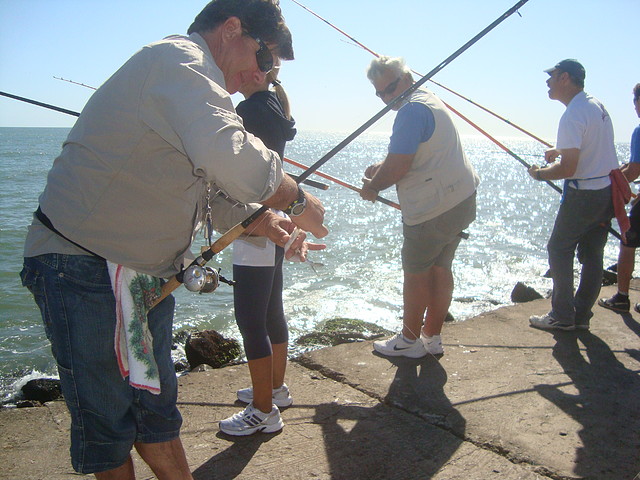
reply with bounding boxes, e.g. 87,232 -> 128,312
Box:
528,165 -> 542,180
246,211 -> 309,252
544,148 -> 561,164
283,227 -> 326,261
360,177 -> 379,201
289,191 -> 328,238
364,162 -> 382,179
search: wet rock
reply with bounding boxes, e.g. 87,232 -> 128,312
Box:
296,318 -> 393,348
185,330 -> 241,370
511,282 -> 543,303
21,378 -> 62,403
16,400 -> 43,408
174,360 -> 191,373
602,269 -> 617,286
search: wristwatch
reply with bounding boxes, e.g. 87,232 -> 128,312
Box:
284,186 -> 307,216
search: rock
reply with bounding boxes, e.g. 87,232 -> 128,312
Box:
185,330 -> 241,370
296,318 -> 392,348
510,282 -> 543,303
174,360 -> 190,373
21,378 -> 62,403
16,400 -> 42,408
601,269 -> 617,286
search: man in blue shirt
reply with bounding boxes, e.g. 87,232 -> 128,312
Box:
360,56 -> 478,358
599,83 -> 640,313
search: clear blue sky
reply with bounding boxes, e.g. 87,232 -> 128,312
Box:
1,0 -> 638,145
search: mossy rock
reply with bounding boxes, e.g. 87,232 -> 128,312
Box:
185,330 -> 242,369
296,318 -> 392,347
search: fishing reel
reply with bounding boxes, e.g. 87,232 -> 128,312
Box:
183,265 -> 235,294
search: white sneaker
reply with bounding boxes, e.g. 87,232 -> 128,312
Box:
236,383 -> 293,407
373,333 -> 427,358
219,403 -> 284,436
529,313 -> 575,331
420,333 -> 444,355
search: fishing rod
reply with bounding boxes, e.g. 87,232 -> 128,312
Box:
290,0 -> 552,148
0,91 -> 81,117
285,156 -> 400,210
53,76 -> 97,90
427,78 -> 553,147
52,76 -> 406,204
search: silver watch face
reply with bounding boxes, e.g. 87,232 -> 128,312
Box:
290,202 -> 305,216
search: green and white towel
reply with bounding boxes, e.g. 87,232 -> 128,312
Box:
107,262 -> 163,394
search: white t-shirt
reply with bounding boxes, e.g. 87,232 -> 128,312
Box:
232,210 -> 285,267
557,91 -> 618,190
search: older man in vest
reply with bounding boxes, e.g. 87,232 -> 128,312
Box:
360,56 -> 479,358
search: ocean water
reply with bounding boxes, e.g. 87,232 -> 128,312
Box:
0,127 -> 629,401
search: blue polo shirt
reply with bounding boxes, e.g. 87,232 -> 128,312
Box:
388,102 -> 436,155
630,125 -> 640,164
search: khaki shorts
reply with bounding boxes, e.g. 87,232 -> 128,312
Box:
402,192 -> 476,273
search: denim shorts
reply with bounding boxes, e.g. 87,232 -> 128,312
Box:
402,192 -> 476,273
20,254 -> 182,474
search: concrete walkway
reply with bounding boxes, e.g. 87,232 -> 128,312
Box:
1,284 -> 639,479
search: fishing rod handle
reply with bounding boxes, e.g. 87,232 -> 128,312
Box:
150,211 -> 264,308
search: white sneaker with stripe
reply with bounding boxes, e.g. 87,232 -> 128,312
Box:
219,403 -> 284,436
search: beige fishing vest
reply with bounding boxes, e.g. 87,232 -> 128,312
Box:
396,89 -> 479,225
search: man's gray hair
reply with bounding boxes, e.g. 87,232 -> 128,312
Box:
366,56 -> 411,83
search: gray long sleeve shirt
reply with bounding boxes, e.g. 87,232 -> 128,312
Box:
24,33 -> 282,277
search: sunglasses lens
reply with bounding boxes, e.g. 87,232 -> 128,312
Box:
253,38 -> 273,73
257,46 -> 273,73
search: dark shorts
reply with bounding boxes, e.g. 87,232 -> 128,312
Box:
622,200 -> 640,248
402,192 -> 476,273
20,254 -> 182,474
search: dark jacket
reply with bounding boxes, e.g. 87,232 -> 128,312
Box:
236,91 -> 296,159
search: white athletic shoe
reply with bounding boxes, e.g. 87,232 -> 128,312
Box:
219,403 -> 284,436
420,333 -> 444,355
373,333 -> 427,358
236,383 -> 293,407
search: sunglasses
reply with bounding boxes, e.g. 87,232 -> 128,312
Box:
376,77 -> 401,98
245,32 -> 274,73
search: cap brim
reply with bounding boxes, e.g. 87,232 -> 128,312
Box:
543,67 -> 557,74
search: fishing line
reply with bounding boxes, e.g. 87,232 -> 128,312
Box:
293,0 -> 531,185
290,0 -> 552,148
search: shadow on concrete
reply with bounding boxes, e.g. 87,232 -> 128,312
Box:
310,354 -> 466,479
621,311 -> 640,338
192,430 -> 281,480
535,330 -> 640,479
380,353 -> 466,436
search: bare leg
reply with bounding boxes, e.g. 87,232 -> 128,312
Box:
247,355 -> 274,413
94,456 -> 135,480
617,245 -> 636,294
403,269 -> 429,340
422,265 -> 454,337
134,438 -> 193,480
271,342 -> 288,389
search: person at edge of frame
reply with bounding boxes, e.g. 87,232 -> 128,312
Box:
598,83 -> 640,314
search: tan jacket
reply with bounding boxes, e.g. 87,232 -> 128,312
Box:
24,33 -> 282,277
